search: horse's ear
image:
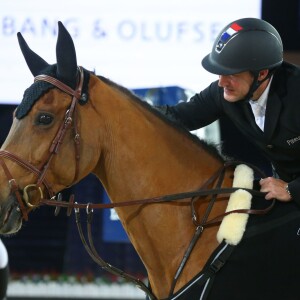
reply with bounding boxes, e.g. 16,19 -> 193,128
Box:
56,21 -> 77,89
17,32 -> 49,76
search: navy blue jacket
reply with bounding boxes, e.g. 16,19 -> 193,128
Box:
167,62 -> 300,205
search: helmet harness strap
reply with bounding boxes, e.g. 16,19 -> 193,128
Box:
244,68 -> 276,102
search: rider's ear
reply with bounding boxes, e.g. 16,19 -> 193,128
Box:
56,21 -> 78,89
258,69 -> 269,81
17,32 -> 49,76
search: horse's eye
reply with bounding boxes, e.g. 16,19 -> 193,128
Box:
36,113 -> 54,125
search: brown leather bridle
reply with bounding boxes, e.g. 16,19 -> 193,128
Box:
0,67 -> 85,220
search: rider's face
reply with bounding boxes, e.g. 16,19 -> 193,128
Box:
218,71 -> 254,102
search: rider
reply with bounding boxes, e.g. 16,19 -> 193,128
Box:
159,17 -> 300,205
0,239 -> 8,300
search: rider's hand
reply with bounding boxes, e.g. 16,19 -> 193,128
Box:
259,177 -> 292,202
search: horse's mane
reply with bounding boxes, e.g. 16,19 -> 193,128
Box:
97,75 -> 224,163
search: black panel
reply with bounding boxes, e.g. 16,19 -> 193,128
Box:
262,0 -> 300,50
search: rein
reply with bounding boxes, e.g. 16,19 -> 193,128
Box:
40,160 -> 271,217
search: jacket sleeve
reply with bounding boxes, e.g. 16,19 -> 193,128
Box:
157,81 -> 224,131
287,178 -> 300,206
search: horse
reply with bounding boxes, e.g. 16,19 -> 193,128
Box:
0,22 -> 300,300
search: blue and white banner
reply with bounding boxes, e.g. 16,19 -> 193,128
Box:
0,0 -> 261,104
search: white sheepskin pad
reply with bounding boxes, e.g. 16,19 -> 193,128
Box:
216,164 -> 254,245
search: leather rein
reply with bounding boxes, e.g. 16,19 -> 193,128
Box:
0,67 -> 275,299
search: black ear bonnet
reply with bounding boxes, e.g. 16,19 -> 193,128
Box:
15,21 -> 90,119
15,65 -> 90,119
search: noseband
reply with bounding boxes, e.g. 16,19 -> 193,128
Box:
0,67 -> 85,220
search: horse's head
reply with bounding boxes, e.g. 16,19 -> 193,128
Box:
0,22 -> 95,234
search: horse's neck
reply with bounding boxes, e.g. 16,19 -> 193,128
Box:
89,79 -> 229,298
97,98 -> 221,199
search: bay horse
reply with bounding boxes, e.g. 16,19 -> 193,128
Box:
0,22 -> 300,300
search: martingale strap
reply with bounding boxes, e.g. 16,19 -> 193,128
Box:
74,206 -> 157,300
168,163 -> 227,297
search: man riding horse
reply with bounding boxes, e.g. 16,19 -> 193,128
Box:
160,17 -> 300,206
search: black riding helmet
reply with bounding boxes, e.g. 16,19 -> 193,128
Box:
202,18 -> 283,75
